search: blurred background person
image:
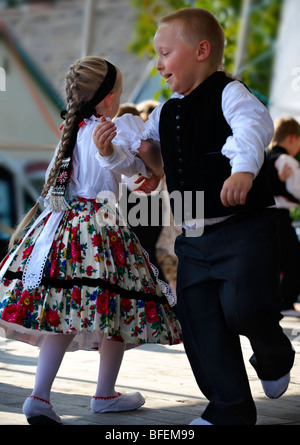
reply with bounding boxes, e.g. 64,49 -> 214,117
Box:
117,101 -> 166,285
266,116 -> 300,316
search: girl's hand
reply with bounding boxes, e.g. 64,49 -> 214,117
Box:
220,172 -> 253,207
93,116 -> 116,156
133,173 -> 161,194
278,164 -> 293,182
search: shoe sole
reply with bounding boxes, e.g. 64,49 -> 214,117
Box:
266,384 -> 289,399
93,400 -> 145,413
27,415 -> 62,425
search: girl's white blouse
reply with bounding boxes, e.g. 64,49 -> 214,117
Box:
1,115 -> 149,289
48,114 -> 150,200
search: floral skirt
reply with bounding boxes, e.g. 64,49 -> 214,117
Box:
0,198 -> 181,351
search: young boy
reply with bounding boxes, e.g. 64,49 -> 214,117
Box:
266,117 -> 300,314
93,8 -> 295,425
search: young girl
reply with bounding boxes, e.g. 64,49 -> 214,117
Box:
0,56 -> 181,425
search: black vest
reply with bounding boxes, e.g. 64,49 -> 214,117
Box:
266,145 -> 299,204
159,71 -> 275,220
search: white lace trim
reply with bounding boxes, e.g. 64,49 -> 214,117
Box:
22,210 -> 64,290
139,243 -> 176,307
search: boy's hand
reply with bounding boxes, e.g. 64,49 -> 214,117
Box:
220,172 -> 253,207
93,116 -> 116,156
133,173 -> 161,194
138,140 -> 164,178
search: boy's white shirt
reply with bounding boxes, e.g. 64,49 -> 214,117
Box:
140,80 -> 274,179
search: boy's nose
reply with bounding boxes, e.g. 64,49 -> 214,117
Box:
156,57 -> 162,71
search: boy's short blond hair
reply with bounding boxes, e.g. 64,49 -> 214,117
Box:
271,117 -> 300,147
159,8 -> 225,69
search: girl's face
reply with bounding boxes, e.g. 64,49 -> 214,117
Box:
154,22 -> 203,96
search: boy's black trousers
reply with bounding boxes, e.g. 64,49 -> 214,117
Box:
175,208 -> 295,425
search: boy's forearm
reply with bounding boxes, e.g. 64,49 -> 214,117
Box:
138,140 -> 164,177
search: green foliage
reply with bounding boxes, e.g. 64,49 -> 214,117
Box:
129,0 -> 282,101
129,0 -> 189,57
241,0 -> 281,99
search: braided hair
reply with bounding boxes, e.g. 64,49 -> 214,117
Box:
9,56 -> 119,249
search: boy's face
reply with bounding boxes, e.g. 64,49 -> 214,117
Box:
154,22 -> 204,96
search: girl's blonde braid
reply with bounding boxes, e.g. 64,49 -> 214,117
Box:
48,66 -> 82,211
8,57 -> 118,250
8,64 -> 81,249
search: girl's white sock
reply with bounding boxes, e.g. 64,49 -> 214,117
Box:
31,334 -> 74,401
31,334 -> 126,401
94,335 -> 126,398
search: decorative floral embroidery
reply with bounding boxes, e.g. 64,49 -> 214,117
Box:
58,171 -> 68,184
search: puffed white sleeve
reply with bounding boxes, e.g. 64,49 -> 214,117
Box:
95,144 -> 151,178
113,114 -> 146,154
94,114 -> 151,177
114,107 -> 163,148
221,81 -> 274,178
140,104 -> 163,143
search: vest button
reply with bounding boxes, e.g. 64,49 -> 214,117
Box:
178,168 -> 183,174
179,180 -> 185,187
178,157 -> 183,163
176,115 -> 180,120
176,125 -> 180,130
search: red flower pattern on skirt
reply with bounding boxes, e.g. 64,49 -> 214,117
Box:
71,287 -> 81,305
96,290 -> 112,315
2,304 -> 26,325
19,290 -> 34,312
145,301 -> 160,323
45,309 -> 60,327
121,298 -> 132,312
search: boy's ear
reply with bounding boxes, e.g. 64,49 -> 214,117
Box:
197,40 -> 211,61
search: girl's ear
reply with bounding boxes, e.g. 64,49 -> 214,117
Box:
103,92 -> 115,109
197,40 -> 211,62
